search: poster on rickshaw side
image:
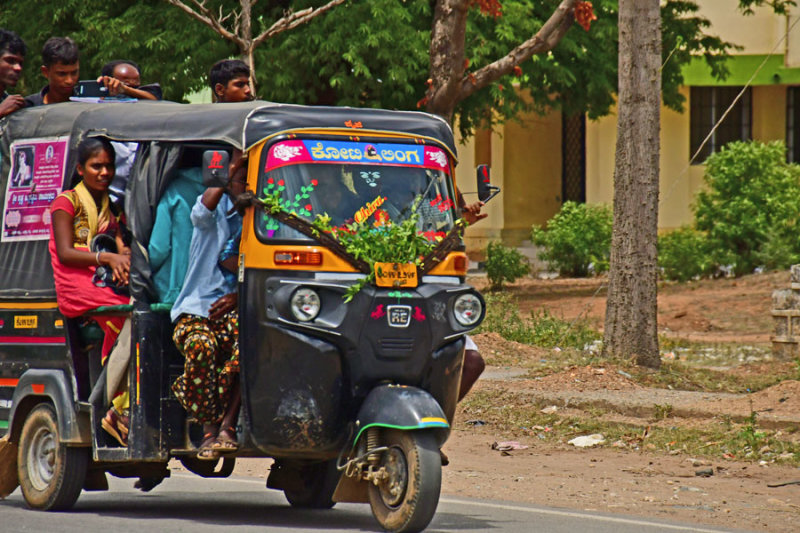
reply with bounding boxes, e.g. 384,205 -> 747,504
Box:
1,137 -> 69,242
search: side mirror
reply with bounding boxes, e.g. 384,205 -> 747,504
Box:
202,149 -> 230,187
476,164 -> 500,203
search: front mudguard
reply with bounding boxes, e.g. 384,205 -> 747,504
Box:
354,384 -> 450,448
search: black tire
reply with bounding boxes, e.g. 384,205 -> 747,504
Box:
284,459 -> 340,509
367,430 -> 441,533
17,403 -> 88,510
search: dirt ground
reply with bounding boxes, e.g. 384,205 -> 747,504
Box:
444,271 -> 799,532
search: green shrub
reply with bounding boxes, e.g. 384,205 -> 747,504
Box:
531,201 -> 612,277
476,292 -> 599,349
476,292 -> 533,342
658,227 -> 713,281
527,309 -> 600,349
485,241 -> 529,290
694,141 -> 800,276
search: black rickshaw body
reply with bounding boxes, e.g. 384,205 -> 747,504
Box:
0,101 -> 485,527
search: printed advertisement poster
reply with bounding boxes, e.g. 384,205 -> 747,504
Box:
2,137 -> 69,242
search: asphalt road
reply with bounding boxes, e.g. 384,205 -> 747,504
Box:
0,474 -> 746,533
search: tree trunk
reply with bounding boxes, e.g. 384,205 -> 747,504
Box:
603,0 -> 661,369
426,0 -> 469,121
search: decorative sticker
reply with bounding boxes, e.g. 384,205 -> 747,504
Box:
371,304 -> 386,320
261,177 -> 318,237
412,306 -> 426,322
431,301 -> 446,322
387,290 -> 413,302
265,140 -> 450,174
353,196 -> 386,224
2,137 -> 69,242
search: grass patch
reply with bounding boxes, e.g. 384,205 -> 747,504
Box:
632,360 -> 799,393
476,292 -> 600,349
459,389 -> 800,466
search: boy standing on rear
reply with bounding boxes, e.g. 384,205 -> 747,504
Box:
25,37 -> 79,107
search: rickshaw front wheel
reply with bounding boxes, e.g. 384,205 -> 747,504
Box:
283,459 -> 339,509
367,429 -> 441,533
17,403 -> 88,510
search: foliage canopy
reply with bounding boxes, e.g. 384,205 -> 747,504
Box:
0,0 -> 741,134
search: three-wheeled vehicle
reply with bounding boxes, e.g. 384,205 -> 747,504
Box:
0,100 -> 492,532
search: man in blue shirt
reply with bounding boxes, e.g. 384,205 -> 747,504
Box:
170,165 -> 245,460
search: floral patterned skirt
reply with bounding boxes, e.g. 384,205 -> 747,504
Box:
171,311 -> 239,424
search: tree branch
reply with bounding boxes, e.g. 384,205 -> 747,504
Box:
458,0 -> 578,102
164,0 -> 243,46
252,0 -> 345,47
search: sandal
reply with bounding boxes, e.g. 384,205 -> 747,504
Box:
102,408 -> 127,447
212,427 -> 238,453
197,432 -> 220,461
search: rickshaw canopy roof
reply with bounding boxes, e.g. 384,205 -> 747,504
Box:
2,100 -> 457,157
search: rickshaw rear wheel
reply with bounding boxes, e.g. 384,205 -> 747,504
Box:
17,403 -> 88,510
283,459 -> 340,509
367,429 -> 441,533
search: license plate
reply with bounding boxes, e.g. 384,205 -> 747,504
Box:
387,305 -> 412,328
375,262 -> 418,288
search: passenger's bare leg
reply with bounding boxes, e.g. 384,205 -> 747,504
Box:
216,378 -> 240,450
458,349 -> 485,402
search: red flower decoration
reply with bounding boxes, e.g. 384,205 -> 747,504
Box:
575,1 -> 597,31
278,180 -> 285,186
267,178 -> 274,184
304,204 -> 312,211
311,179 -> 318,186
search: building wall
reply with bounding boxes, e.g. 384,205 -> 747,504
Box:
695,0 -> 782,55
455,2 -> 797,250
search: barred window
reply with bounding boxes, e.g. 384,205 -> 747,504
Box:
690,86 -> 751,163
787,87 -> 800,163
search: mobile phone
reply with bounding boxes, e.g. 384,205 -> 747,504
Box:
73,80 -> 108,98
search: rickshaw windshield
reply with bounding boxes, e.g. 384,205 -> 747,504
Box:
255,139 -> 457,242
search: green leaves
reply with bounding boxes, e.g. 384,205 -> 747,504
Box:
485,241 -> 529,290
531,201 -> 613,277
694,141 -> 800,275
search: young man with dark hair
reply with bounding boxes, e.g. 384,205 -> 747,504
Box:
0,29 -> 26,118
99,59 -> 162,101
25,36 -> 79,106
209,59 -> 252,103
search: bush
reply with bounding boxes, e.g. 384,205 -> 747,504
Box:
694,141 -> 800,276
485,241 -> 529,290
531,201 -> 612,277
658,227 -> 713,281
476,292 -> 600,349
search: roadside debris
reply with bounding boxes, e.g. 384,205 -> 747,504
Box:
540,405 -> 558,414
568,434 -> 605,448
695,468 -> 714,477
491,441 -> 529,454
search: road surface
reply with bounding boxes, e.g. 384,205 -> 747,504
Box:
0,473 -> 747,532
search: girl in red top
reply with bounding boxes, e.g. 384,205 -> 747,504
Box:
48,137 -> 130,362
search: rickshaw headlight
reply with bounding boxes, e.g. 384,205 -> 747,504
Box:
453,293 -> 482,326
290,288 -> 321,322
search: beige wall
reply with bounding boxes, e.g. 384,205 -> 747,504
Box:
696,0 -> 783,55
501,109 -> 563,244
455,108 -> 564,251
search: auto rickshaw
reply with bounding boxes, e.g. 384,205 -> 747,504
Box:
0,100 -> 491,532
